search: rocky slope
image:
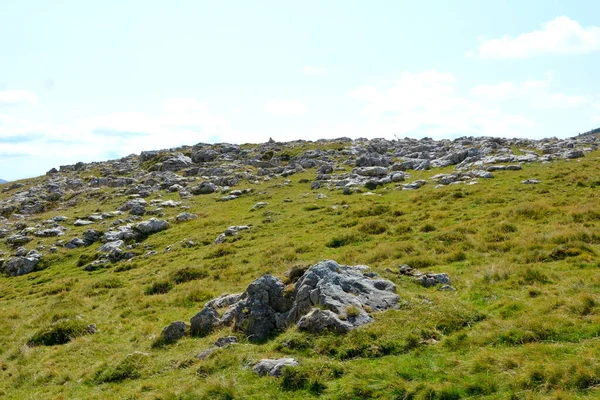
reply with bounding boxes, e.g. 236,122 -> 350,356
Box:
0,134 -> 599,399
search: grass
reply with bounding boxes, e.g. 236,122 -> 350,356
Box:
0,148 -> 599,398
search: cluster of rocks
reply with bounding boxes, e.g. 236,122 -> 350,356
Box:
161,260 -> 400,344
397,264 -> 454,290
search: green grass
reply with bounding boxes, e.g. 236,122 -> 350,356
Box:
0,150 -> 599,398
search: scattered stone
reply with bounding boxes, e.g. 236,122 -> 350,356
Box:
522,179 -> 541,184
176,212 -> 197,222
415,273 -> 451,288
253,358 -> 299,377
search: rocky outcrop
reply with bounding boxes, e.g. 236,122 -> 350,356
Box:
186,260 -> 399,342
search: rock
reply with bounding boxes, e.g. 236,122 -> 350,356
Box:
415,273 -> 451,288
296,308 -> 352,334
206,293 -> 243,309
34,228 -> 64,238
83,230 -> 101,246
135,218 -> 169,235
6,234 -> 32,246
192,149 -> 218,163
195,260 -> 399,342
214,225 -> 250,244
119,198 -> 147,211
130,204 -> 146,216
196,347 -> 218,360
2,253 -> 41,276
522,179 -> 541,184
161,154 -> 193,171
402,180 -> 427,190
253,358 -> 299,377
354,166 -> 389,177
251,202 -> 268,211
161,321 -> 189,343
74,219 -> 94,226
160,200 -> 180,207
97,240 -> 124,253
563,150 -> 584,159
176,212 -> 197,222
191,182 -> 217,195
190,307 -> 220,336
215,336 -> 238,347
65,238 -> 85,249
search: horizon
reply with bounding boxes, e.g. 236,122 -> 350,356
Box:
2,1 -> 600,180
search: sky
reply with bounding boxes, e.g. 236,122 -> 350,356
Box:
1,0 -> 600,181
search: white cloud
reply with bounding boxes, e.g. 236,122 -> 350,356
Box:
351,70 -> 536,138
264,99 -> 306,116
468,16 -> 600,58
0,98 -> 231,180
0,90 -> 37,106
303,65 -> 327,75
471,73 -> 589,108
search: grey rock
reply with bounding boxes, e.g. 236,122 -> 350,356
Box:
135,218 -> 169,235
251,202 -> 268,211
6,234 -> 32,246
176,212 -> 197,222
522,179 -> 541,184
191,182 -> 217,195
65,238 -> 85,249
296,308 -> 352,334
415,273 -> 451,287
161,321 -> 189,343
190,307 -> 220,336
97,240 -> 124,253
563,150 -> 584,159
206,293 -> 243,309
253,358 -> 299,377
74,219 -> 94,226
215,336 -> 238,347
2,253 -> 41,276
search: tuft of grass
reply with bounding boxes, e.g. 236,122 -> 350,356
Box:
144,281 -> 174,295
171,267 -> 208,284
28,319 -> 93,346
93,352 -> 148,384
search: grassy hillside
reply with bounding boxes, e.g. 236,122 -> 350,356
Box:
0,148 -> 599,399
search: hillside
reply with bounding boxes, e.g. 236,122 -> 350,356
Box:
0,135 -> 599,399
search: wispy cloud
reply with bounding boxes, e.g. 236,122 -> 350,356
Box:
351,70 -> 536,138
264,99 -> 306,116
0,90 -> 38,106
471,72 -> 590,108
303,65 -> 327,75
468,17 -> 600,58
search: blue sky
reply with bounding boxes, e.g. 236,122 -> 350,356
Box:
1,0 -> 600,180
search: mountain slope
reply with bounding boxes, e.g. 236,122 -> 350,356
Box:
0,136 -> 599,399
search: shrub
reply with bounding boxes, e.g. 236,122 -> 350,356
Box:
354,204 -> 390,217
325,234 -> 361,248
91,277 -> 123,289
358,220 -> 388,234
144,281 -> 173,295
420,224 -> 436,233
172,267 -> 208,284
94,352 -> 148,384
28,319 -> 93,346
